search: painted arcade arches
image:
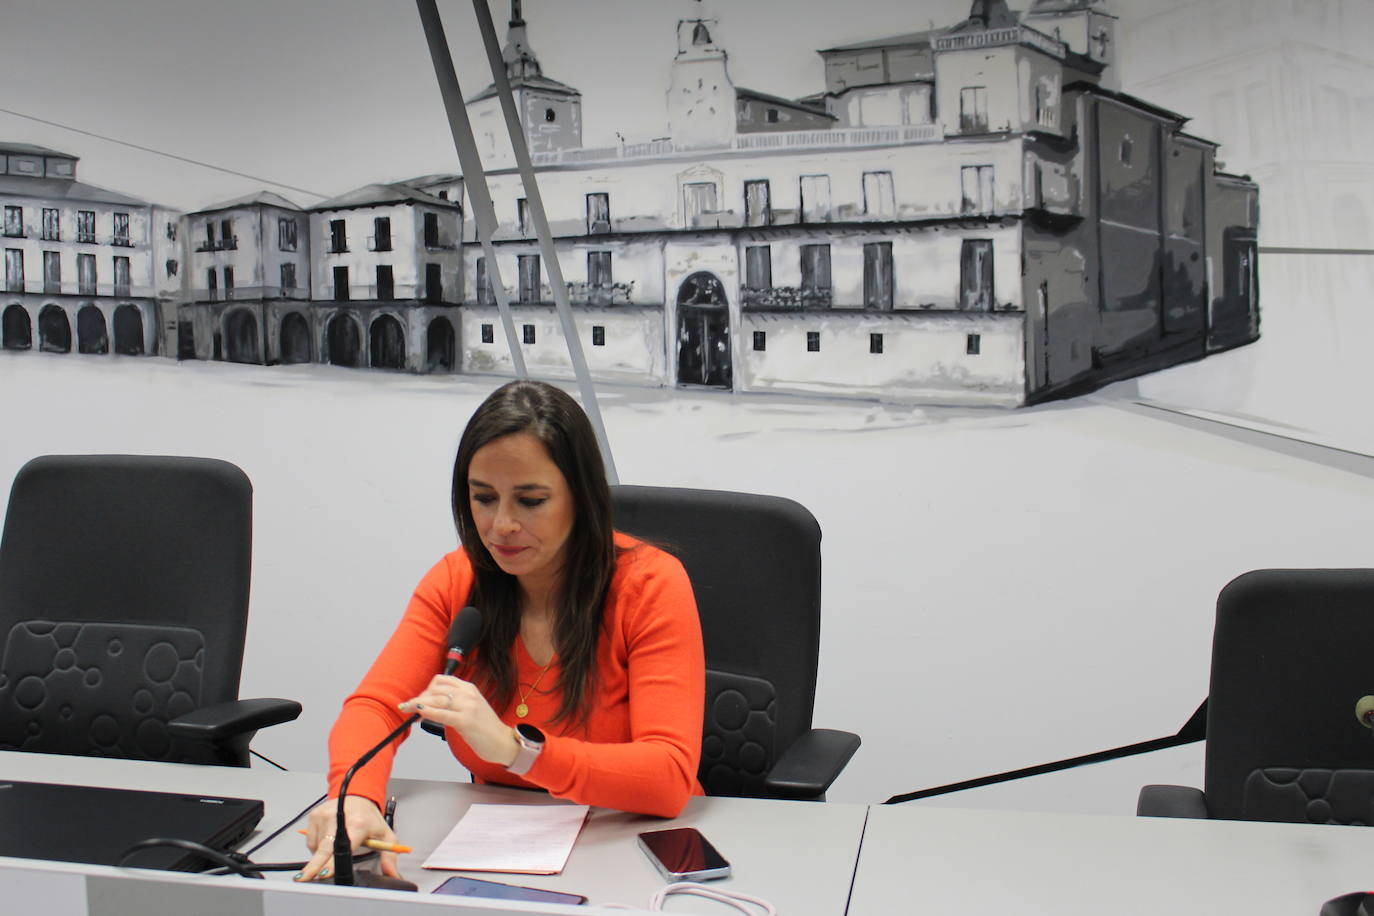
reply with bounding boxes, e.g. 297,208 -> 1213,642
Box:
279,312 -> 310,364
2,304 -> 31,350
426,316 -> 456,372
325,312 -> 363,367
223,308 -> 260,364
369,314 -> 405,370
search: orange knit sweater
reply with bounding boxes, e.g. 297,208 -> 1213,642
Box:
327,534 -> 705,818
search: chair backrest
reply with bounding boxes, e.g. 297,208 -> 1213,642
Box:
0,455 -> 253,763
1205,569 -> 1374,824
610,485 -> 822,797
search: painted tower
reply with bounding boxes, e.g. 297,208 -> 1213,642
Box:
666,9 -> 737,150
1023,0 -> 1119,90
467,0 -> 583,165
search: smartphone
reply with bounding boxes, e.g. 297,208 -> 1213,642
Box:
432,875 -> 588,905
637,827 -> 731,882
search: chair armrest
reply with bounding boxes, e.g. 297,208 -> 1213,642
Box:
1137,784 -> 1209,818
167,697 -> 303,743
764,728 -> 861,800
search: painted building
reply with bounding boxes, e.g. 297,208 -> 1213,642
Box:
179,191 -> 312,364
304,182 -> 464,372
0,142 -> 178,359
456,0 -> 1259,406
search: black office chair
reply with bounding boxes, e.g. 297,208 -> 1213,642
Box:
612,484 -> 859,800
1138,569 -> 1374,824
0,455 -> 301,766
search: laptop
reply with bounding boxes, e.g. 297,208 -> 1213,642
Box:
0,780 -> 265,872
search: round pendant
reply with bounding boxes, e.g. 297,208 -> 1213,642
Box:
515,703 -> 529,718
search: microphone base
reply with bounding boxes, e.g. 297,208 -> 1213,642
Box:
344,870 -> 419,892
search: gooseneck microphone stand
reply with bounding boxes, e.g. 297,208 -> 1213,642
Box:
332,713 -> 421,890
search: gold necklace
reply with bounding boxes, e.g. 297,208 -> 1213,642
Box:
515,660 -> 553,718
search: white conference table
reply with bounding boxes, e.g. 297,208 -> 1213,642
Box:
9,751 -> 1374,915
850,802 -> 1374,915
0,751 -> 868,915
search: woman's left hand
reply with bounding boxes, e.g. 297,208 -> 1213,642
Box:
401,676 -> 519,767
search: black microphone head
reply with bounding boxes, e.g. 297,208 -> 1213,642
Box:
448,605 -> 483,657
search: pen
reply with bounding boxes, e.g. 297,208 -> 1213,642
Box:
299,828 -> 413,855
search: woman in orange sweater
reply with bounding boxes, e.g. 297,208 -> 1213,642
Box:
297,380 -> 704,883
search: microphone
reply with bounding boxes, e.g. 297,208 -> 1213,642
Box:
1355,696 -> 1374,729
444,605 -> 483,675
332,606 -> 483,890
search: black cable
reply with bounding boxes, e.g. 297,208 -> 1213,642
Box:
116,838 -> 262,878
249,748 -> 290,771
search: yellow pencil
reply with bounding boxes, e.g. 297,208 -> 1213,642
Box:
298,828 -> 413,854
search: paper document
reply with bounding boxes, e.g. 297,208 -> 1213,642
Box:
422,803 -> 591,875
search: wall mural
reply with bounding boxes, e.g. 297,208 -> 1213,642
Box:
0,0 -> 1281,408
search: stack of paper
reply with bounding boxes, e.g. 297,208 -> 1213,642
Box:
422,804 -> 591,875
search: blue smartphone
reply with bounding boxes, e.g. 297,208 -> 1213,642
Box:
432,875 -> 588,904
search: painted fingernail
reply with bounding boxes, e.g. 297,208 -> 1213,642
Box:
320,868 -> 331,879
293,872 -> 304,881
397,702 -> 408,710
414,703 -> 424,711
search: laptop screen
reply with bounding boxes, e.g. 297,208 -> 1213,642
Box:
0,780 -> 265,872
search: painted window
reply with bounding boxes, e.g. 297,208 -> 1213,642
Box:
870,333 -> 884,354
863,242 -> 893,309
424,213 -> 442,248
753,330 -> 766,351
78,253 -> 96,295
333,265 -> 349,301
862,171 -> 895,218
476,257 -> 493,304
425,263 -> 442,303
959,239 -> 994,311
960,165 -> 995,215
1035,81 -> 1058,128
522,323 -> 536,344
77,210 -> 95,243
4,249 -> 23,292
376,265 -> 394,300
41,208 -> 59,241
744,245 -> 772,302
166,259 -> 178,278
280,262 -> 296,294
586,193 -> 610,234
806,331 -> 820,352
683,182 -> 718,226
518,198 -> 530,235
112,213 -> 131,246
967,333 -> 982,355
481,323 -> 494,343
223,265 -> 235,298
218,218 -> 232,249
4,207 -> 23,238
373,217 -> 392,252
744,180 -> 771,227
800,244 -> 832,307
959,86 -> 988,132
518,254 -> 540,303
592,325 -> 605,346
43,251 -> 60,294
206,267 -> 217,301
329,219 -> 347,253
799,174 -> 832,222
587,251 -> 612,289
278,217 -> 297,251
113,257 -> 130,296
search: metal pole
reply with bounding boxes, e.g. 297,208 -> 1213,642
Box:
465,0 -> 619,484
415,0 -> 527,378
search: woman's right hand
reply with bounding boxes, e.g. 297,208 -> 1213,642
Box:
296,795 -> 402,881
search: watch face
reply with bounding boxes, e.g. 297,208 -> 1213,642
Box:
516,722 -> 544,743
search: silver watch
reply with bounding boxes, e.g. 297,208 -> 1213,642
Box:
507,722 -> 545,776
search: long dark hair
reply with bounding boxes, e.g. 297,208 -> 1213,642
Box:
450,380 -> 616,724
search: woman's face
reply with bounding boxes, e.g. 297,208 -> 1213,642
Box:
467,431 -> 576,598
